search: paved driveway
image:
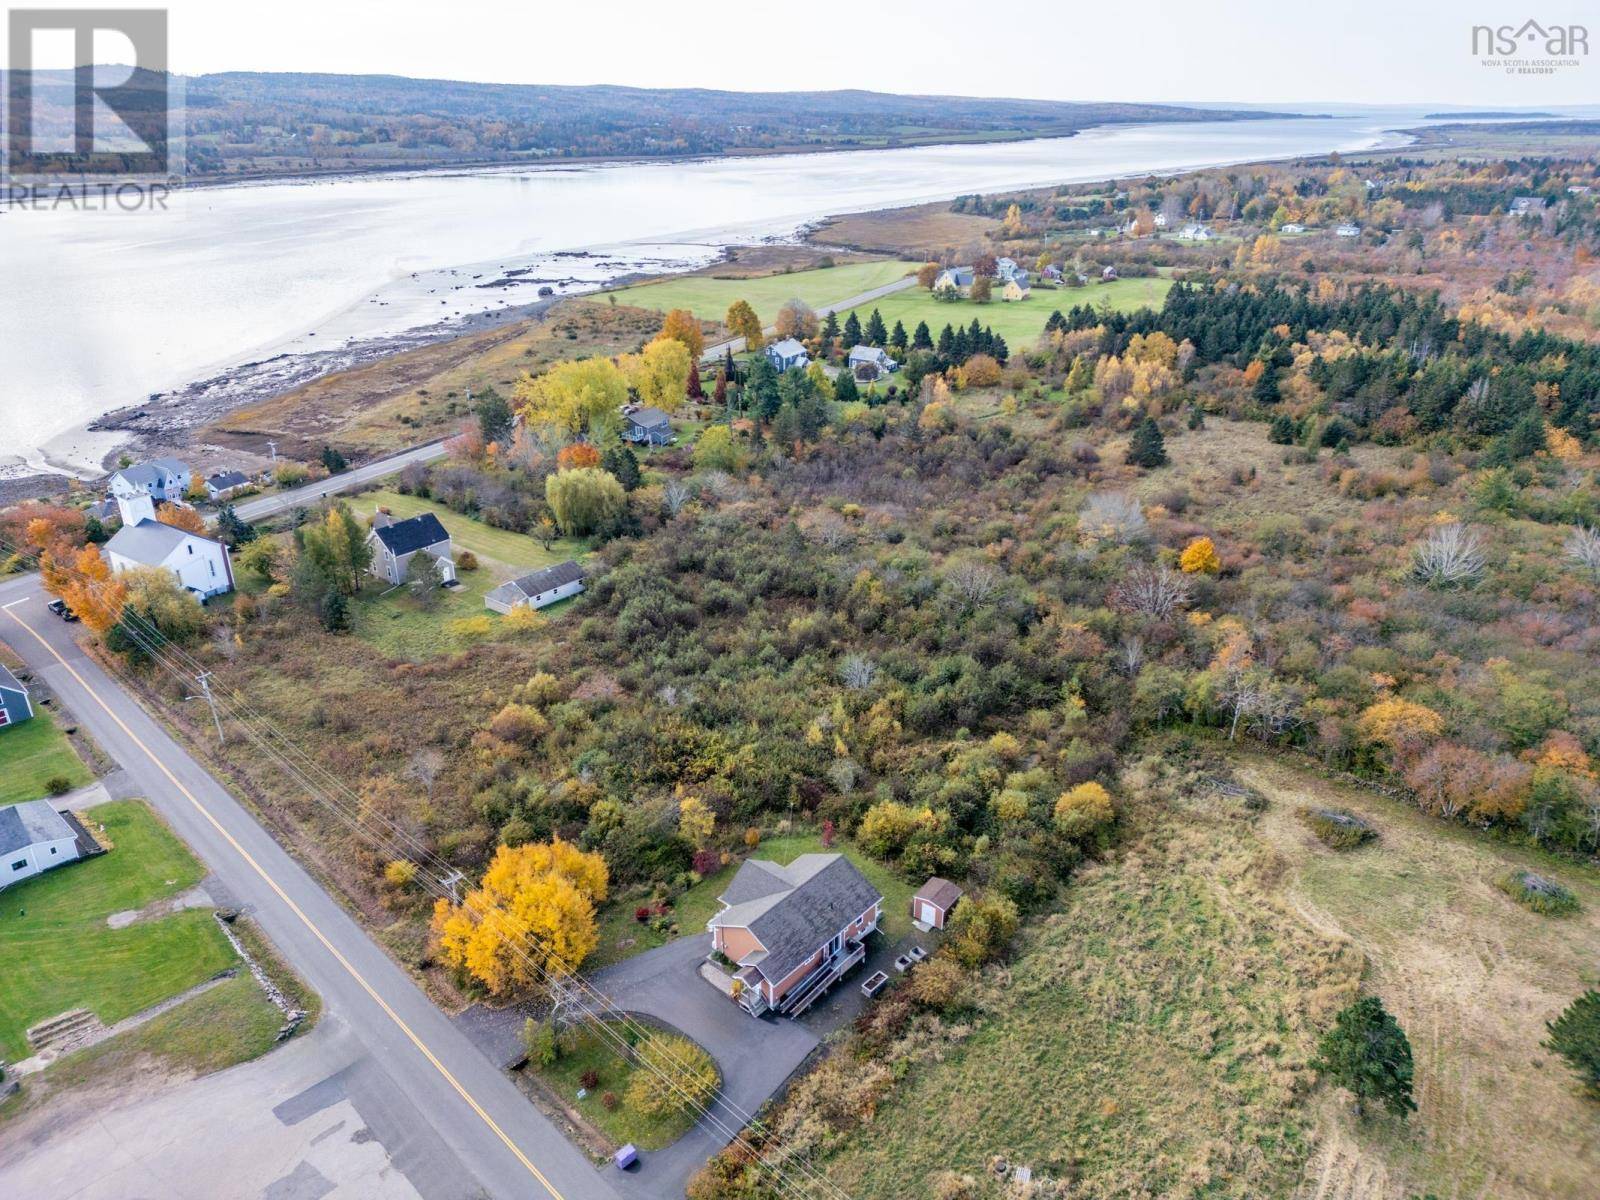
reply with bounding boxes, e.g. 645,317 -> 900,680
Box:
456,936 -> 819,1199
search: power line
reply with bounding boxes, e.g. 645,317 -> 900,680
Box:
2,539 -> 851,1200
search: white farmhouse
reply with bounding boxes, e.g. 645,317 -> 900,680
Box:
484,560 -> 586,613
108,458 -> 191,505
104,484 -> 234,599
1,800 -> 85,889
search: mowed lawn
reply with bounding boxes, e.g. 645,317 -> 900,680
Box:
0,800 -> 238,1061
350,489 -> 590,659
604,260 -> 920,327
0,708 -> 93,805
588,830 -> 916,970
837,273 -> 1174,352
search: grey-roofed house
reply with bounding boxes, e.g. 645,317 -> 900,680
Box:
623,407 -> 672,446
848,345 -> 898,378
1,799 -> 83,888
105,516 -> 235,599
934,266 -> 975,294
763,338 -> 810,373
708,852 -> 882,1017
205,470 -> 251,501
484,560 -> 586,614
367,512 -> 457,586
0,664 -> 34,731
108,458 -> 191,504
1509,195 -> 1547,215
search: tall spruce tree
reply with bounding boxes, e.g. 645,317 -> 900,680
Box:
1313,996 -> 1417,1119
1126,417 -> 1168,468
842,311 -> 863,350
865,308 -> 888,346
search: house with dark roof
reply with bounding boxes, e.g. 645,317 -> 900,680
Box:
484,560 -> 586,614
205,470 -> 251,501
708,852 -> 882,1017
0,665 -> 34,732
934,266 -> 975,295
623,407 -> 673,446
1,800 -> 84,888
366,512 -> 457,586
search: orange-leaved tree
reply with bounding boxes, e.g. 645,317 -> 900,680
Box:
1179,536 -> 1222,574
50,543 -> 127,635
659,308 -> 706,360
430,840 -> 608,998
157,505 -> 208,535
555,442 -> 601,471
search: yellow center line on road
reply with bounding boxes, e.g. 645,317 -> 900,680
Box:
3,603 -> 567,1200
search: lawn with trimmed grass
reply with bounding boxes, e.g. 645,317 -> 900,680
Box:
0,708 -> 92,805
604,260 -> 920,327
526,1026 -> 702,1151
349,489 -> 590,659
0,800 -> 238,1061
836,273 -> 1174,354
588,830 -> 916,970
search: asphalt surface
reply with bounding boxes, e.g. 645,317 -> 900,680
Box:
0,573 -> 620,1200
232,441 -> 450,524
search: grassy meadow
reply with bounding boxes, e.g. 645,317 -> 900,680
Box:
0,708 -> 93,805
0,800 -> 238,1061
604,260 -> 920,326
836,272 -> 1174,353
818,750 -> 1600,1200
350,489 -> 589,659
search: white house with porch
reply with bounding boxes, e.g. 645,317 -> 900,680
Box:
104,483 -> 234,599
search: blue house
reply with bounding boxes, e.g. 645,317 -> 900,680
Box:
623,407 -> 672,446
764,338 -> 810,373
0,665 -> 34,732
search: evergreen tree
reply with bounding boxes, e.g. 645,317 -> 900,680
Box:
320,445 -> 348,474
475,387 -> 515,444
1126,417 -> 1169,468
601,444 -> 642,491
1252,365 -> 1281,405
889,320 -> 908,354
1544,988 -> 1600,1099
912,320 -> 934,351
1313,996 -> 1417,1119
1187,404 -> 1205,430
834,369 -> 860,404
1503,409 -> 1548,460
217,505 -> 257,547
83,514 -> 107,544
723,347 -> 737,383
865,308 -> 888,346
821,310 -> 841,344
1268,412 -> 1298,444
746,354 -> 781,421
936,324 -> 955,358
1045,309 -> 1066,333
842,311 -> 863,350
318,588 -> 350,633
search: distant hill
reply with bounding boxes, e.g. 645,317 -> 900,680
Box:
1424,110 -> 1557,119
5,68 -> 1305,179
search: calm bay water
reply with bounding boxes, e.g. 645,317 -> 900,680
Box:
0,106 -> 1492,470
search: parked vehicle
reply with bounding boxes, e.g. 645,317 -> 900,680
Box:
46,599 -> 78,622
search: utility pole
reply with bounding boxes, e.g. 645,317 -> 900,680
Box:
195,671 -> 225,745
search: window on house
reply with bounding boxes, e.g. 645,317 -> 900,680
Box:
10,859 -> 25,871
50,846 -> 57,854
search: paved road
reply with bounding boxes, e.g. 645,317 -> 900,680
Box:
700,274 -> 917,361
0,574 -> 618,1200
232,440 -> 450,524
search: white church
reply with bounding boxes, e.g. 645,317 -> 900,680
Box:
104,479 -> 235,600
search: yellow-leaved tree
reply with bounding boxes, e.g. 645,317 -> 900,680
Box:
724,299 -> 763,350
49,543 -> 127,636
1357,697 -> 1445,762
1179,537 -> 1222,575
1053,781 -> 1115,840
619,336 -> 691,413
514,357 -> 628,437
430,840 -> 609,998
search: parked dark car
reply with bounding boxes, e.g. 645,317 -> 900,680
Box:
47,598 -> 79,622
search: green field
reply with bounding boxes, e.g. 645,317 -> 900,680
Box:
0,800 -> 238,1061
351,489 -> 590,659
589,830 -> 916,970
604,260 -> 920,327
838,274 -> 1175,352
527,1026 -> 702,1151
0,708 -> 92,805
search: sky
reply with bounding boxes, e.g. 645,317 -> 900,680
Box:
4,0 -> 1596,106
